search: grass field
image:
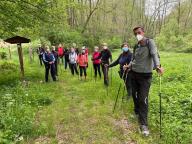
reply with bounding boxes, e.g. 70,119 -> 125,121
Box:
0,47 -> 192,144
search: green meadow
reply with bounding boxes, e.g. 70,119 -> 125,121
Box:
0,48 -> 192,144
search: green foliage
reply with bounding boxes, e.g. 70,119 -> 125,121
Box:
42,28 -> 83,47
127,37 -> 137,48
0,52 -> 7,59
0,77 -> 53,142
156,31 -> 192,52
0,83 -> 34,141
100,36 -> 122,49
82,34 -> 100,51
156,19 -> 192,52
1,0 -> 191,54
0,0 -> 51,38
0,62 -> 17,71
149,52 -> 192,144
36,97 -> 53,106
40,37 -> 51,47
183,33 -> 192,52
0,62 -> 19,85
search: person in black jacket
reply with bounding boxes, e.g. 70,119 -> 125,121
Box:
43,46 -> 56,82
37,44 -> 45,66
108,43 -> 132,99
51,46 -> 58,76
93,43 -> 112,86
64,48 -> 69,70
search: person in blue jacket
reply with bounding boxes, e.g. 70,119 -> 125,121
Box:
43,46 -> 56,82
108,42 -> 132,99
51,46 -> 58,76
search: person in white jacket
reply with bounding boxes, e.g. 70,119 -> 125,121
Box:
69,47 -> 79,75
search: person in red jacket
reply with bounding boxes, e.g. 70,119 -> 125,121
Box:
82,46 -> 89,55
92,43 -> 112,86
92,46 -> 101,78
57,44 -> 64,64
85,47 -> 89,55
77,47 -> 88,80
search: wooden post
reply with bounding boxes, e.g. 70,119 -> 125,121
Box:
17,43 -> 24,78
9,45 -> 12,59
32,48 -> 34,61
29,47 -> 33,63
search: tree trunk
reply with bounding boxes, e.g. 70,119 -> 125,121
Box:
9,45 -> 12,59
81,0 -> 100,33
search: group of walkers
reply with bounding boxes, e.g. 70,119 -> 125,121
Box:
36,26 -> 164,137
37,42 -> 113,83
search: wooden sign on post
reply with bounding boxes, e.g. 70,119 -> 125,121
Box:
4,36 -> 31,78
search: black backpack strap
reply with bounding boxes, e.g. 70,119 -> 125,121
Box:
146,38 -> 151,55
146,38 -> 160,59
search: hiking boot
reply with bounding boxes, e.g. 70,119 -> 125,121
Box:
140,125 -> 150,136
104,80 -> 109,86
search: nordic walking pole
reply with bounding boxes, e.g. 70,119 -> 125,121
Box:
113,83 -> 122,113
122,85 -> 126,102
111,68 -> 112,86
105,65 -> 109,96
120,64 -> 129,100
59,59 -> 62,75
107,85 -> 109,96
159,74 -> 162,138
122,71 -> 128,101
122,70 -> 129,102
103,64 -> 109,96
112,70 -> 126,113
61,57 -> 64,74
91,63 -> 93,80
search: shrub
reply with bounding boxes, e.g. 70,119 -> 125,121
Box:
0,62 -> 18,72
100,36 -> 122,50
0,62 -> 19,85
45,29 -> 84,47
0,52 -> 7,59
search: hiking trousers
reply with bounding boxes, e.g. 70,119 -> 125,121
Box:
39,54 -> 43,66
45,63 -> 56,82
101,64 -> 109,86
54,60 -> 58,76
131,71 -> 152,126
64,57 -> 69,69
79,66 -> 87,77
69,63 -> 79,75
93,64 -> 101,78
